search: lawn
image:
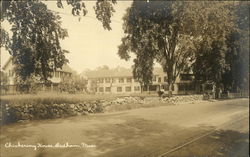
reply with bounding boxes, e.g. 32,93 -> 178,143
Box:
0,92 -> 159,106
0,92 -> 166,124
0,93 -> 118,106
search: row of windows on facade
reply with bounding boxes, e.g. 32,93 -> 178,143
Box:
96,76 -> 159,84
95,74 -> 192,84
98,86 -> 141,92
52,71 -> 72,78
98,85 -> 173,92
98,83 -> 195,93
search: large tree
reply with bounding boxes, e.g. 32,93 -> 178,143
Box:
118,1 -> 235,95
222,2 -> 249,92
6,2 -> 69,82
193,2 -> 249,92
0,0 -> 116,82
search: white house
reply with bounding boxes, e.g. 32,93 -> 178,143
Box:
85,67 -> 196,95
1,57 -> 72,94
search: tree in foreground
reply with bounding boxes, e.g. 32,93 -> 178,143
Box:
222,2 -> 249,92
0,0 -> 116,82
118,1 -> 236,96
193,1 -> 249,93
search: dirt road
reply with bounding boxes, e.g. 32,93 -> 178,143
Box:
0,98 -> 249,157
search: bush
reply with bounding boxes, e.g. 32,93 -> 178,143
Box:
0,101 -> 105,125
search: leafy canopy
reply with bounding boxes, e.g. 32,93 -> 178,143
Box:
1,0 -> 116,82
118,1 -> 236,92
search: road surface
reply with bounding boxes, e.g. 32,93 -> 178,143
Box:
0,98 -> 249,157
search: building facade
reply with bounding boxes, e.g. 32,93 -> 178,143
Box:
85,67 -> 196,95
1,57 -> 72,94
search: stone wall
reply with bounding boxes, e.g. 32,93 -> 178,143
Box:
1,100 -> 104,124
0,95 -> 203,125
161,95 -> 204,104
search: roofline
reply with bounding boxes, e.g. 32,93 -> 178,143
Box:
2,57 -> 13,70
86,74 -> 162,79
87,75 -> 133,79
2,57 -> 73,74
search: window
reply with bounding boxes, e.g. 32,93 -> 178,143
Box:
153,76 -> 156,82
134,86 -> 140,91
127,78 -> 132,83
60,72 -> 64,77
117,87 -> 122,92
112,78 -> 116,83
125,86 -> 131,92
158,77 -> 161,83
105,87 -> 111,92
119,78 -> 124,83
134,79 -> 139,82
99,87 -> 104,92
55,71 -> 59,78
9,70 -> 13,77
99,78 -> 104,83
164,76 -> 168,82
105,78 -> 110,83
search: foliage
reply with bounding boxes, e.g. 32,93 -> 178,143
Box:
0,93 -> 118,106
2,1 -> 69,82
56,0 -> 116,30
0,0 -> 116,81
193,40 -> 228,85
0,28 -> 10,49
15,74 -> 42,94
88,79 -> 98,94
221,2 -> 249,91
94,0 -> 117,31
118,1 -> 236,95
193,2 -> 249,92
59,73 -> 87,93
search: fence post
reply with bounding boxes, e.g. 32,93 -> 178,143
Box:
42,84 -> 45,91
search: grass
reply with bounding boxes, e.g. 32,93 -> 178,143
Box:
0,92 -> 118,106
0,92 -> 159,106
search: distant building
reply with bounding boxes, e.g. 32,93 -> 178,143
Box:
1,57 -> 72,94
85,67 -> 196,95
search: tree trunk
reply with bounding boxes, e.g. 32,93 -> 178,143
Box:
168,83 -> 173,97
167,69 -> 174,97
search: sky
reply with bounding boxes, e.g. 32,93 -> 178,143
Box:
1,1 -> 136,73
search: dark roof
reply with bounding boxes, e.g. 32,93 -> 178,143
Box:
2,57 -> 12,70
85,67 -> 164,78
